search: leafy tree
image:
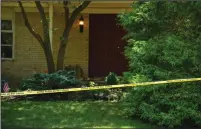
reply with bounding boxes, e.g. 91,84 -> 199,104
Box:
118,1 -> 201,80
18,1 -> 91,73
118,2 -> 201,128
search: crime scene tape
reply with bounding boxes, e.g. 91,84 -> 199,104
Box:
1,77 -> 201,97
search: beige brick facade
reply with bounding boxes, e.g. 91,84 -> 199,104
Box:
1,9 -> 89,88
1,2 -> 132,88
53,13 -> 89,78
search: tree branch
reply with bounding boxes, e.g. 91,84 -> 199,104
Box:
70,1 -> 91,25
35,1 -> 50,44
63,0 -> 70,28
18,1 -> 44,49
61,1 -> 91,44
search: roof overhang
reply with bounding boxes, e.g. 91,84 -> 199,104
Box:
1,1 -> 132,13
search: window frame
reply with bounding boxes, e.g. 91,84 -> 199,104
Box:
1,12 -> 15,60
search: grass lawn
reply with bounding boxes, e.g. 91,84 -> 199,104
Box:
1,101 -> 157,128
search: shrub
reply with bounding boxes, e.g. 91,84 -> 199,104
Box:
86,80 -> 123,101
118,1 -> 201,81
86,81 -> 108,100
121,72 -> 151,84
20,73 -> 50,91
122,82 -> 201,128
118,2 -> 201,128
48,70 -> 80,89
104,72 -> 125,101
107,89 -> 123,102
105,72 -> 119,85
20,69 -> 80,91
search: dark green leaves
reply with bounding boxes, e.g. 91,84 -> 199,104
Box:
118,1 -> 201,128
118,1 -> 201,80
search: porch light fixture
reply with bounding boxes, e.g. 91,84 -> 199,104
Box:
79,15 -> 84,33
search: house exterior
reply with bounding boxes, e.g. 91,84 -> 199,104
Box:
1,1 -> 132,87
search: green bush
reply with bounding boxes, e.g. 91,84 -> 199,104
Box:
121,72 -> 151,84
122,83 -> 201,128
86,81 -> 108,100
20,69 -> 80,91
118,2 -> 201,128
105,72 -> 119,85
86,81 -> 123,101
20,73 -> 50,91
117,2 -> 201,81
48,70 -> 80,89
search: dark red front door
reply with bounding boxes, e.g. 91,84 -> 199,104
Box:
89,14 -> 128,77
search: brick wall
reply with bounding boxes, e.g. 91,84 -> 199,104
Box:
2,12 -> 47,88
53,13 -> 89,78
1,10 -> 89,88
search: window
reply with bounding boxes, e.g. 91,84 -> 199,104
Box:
1,20 -> 14,59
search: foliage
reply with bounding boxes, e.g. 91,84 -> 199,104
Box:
118,1 -> 201,80
88,81 -> 97,87
86,81 -> 109,100
118,1 -> 201,128
121,72 -> 151,84
105,72 -> 120,85
20,69 -> 80,91
122,83 -> 201,128
86,80 -> 122,101
48,70 -> 80,89
107,89 -> 123,102
20,74 -> 50,91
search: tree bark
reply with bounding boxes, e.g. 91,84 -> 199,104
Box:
18,1 -> 55,73
18,1 -> 91,73
57,1 -> 91,70
18,1 -> 44,49
35,1 -> 55,73
43,46 -> 55,73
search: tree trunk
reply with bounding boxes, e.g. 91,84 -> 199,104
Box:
57,43 -> 67,70
18,1 -> 55,73
56,1 -> 91,70
35,1 -> 55,73
44,46 -> 55,73
19,1 -> 91,72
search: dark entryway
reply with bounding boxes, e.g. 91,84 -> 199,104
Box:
89,14 -> 128,77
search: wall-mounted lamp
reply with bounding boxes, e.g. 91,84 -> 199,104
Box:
79,15 -> 84,33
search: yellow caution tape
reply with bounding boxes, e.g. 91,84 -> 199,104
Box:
1,78 -> 201,97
